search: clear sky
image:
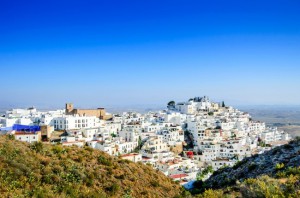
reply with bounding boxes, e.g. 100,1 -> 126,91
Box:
1,0 -> 300,109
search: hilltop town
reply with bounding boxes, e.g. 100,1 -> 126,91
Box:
0,96 -> 291,187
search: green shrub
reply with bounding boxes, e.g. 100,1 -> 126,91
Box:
30,141 -> 44,153
84,146 -> 94,152
6,134 -> 15,140
52,145 -> 64,154
198,189 -> 224,198
287,167 -> 300,176
197,166 -> 214,181
107,183 -> 120,195
241,176 -> 285,198
275,163 -> 285,171
150,180 -> 160,187
248,163 -> 258,171
98,156 -> 112,166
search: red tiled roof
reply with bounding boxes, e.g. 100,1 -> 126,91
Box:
169,174 -> 188,179
15,132 -> 38,135
121,153 -> 139,157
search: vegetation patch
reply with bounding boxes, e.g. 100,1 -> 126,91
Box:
0,135 -> 183,198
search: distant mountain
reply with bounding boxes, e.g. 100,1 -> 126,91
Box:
239,106 -> 300,138
192,138 -> 300,197
0,135 -> 185,198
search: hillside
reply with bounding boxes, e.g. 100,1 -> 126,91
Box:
192,138 -> 300,197
0,135 -> 184,198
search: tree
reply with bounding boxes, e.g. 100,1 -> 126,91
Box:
167,101 -> 175,107
138,136 -> 142,146
197,166 -> 214,181
133,136 -> 143,153
258,140 -> 266,147
111,133 -> 117,138
221,101 -> 226,107
233,154 -> 239,160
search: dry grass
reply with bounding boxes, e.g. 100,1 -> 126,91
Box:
0,135 -> 183,198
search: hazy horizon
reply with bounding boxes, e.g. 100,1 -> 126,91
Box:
1,100 -> 300,114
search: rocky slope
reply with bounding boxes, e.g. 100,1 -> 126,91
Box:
203,138 -> 300,189
192,138 -> 300,197
0,135 -> 184,198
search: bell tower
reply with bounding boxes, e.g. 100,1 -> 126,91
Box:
66,103 -> 74,114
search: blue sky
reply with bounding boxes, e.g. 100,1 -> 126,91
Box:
1,0 -> 300,109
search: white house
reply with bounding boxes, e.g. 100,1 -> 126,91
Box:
52,115 -> 100,130
14,131 -> 41,143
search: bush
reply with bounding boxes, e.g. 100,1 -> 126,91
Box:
283,144 -> 294,149
30,142 -> 44,153
98,156 -> 112,166
150,180 -> 160,187
233,161 -> 244,170
241,176 -> 285,198
248,163 -> 258,171
289,136 -> 300,144
198,189 -> 223,198
107,183 -> 120,195
275,163 -> 285,171
197,166 -> 214,181
84,146 -> 94,152
277,167 -> 300,178
6,134 -> 15,140
52,145 -> 65,154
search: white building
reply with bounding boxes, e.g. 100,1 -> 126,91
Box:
121,153 -> 142,162
14,132 -> 41,143
142,135 -> 170,153
260,128 -> 290,144
52,115 -> 100,130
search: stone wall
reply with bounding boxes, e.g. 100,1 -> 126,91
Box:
73,109 -> 106,119
65,103 -> 110,120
